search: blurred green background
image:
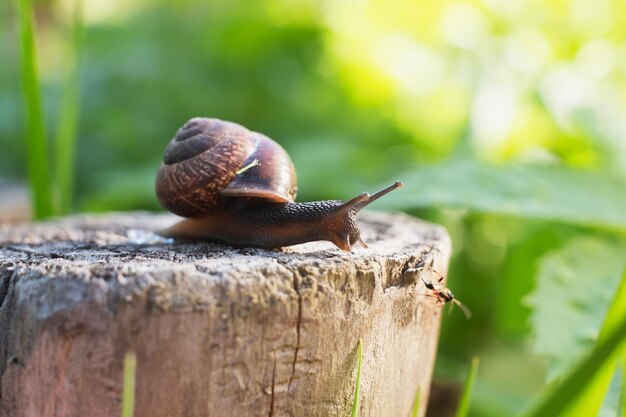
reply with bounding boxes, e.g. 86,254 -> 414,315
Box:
3,0 -> 626,416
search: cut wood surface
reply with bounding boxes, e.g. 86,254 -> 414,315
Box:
0,211 -> 451,417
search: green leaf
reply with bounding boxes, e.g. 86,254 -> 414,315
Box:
378,159 -> 626,231
561,268 -> 626,417
519,307 -> 626,417
455,357 -> 480,417
496,223 -> 577,339
527,237 -> 626,379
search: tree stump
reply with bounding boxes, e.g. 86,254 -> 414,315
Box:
0,211 -> 450,417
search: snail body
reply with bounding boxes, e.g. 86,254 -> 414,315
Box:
156,117 -> 402,251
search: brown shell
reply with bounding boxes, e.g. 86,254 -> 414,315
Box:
156,117 -> 297,217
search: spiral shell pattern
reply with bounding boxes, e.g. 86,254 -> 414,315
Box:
156,118 -> 297,217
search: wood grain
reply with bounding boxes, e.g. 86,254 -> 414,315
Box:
0,211 -> 450,417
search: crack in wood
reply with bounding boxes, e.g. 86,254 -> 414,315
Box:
288,273 -> 303,394
268,358 -> 277,417
0,263 -> 16,309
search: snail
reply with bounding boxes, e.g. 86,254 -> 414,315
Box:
155,117 -> 402,251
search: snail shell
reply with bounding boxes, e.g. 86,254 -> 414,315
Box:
156,117 -> 402,250
155,117 -> 297,217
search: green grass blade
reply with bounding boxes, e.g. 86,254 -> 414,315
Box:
617,352 -> 626,417
54,0 -> 84,215
455,357 -> 480,417
16,0 -> 53,219
519,275 -> 626,417
121,351 -> 137,417
351,340 -> 363,417
411,385 -> 421,417
619,292 -> 626,417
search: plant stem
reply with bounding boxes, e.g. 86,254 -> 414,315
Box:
16,0 -> 53,219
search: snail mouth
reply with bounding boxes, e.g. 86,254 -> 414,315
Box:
326,181 -> 402,251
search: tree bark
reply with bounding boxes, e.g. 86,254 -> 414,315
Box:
0,211 -> 450,417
